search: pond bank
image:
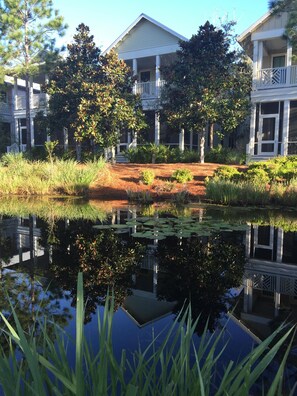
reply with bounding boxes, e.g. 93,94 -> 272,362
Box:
89,163 -> 222,201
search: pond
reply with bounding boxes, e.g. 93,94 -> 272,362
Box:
0,198 -> 297,391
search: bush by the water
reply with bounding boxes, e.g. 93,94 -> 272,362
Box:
206,156 -> 297,206
0,153 -> 106,196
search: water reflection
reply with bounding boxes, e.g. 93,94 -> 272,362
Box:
0,202 -> 297,347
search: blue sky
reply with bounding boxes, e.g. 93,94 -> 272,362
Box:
52,0 -> 270,51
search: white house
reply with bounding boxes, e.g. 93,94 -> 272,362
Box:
0,75 -> 48,153
238,11 -> 297,160
104,14 -> 202,155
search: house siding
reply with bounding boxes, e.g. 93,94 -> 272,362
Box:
117,20 -> 180,54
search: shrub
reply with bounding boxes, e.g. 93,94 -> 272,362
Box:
213,165 -> 242,182
205,146 -> 246,165
172,168 -> 193,183
244,167 -> 270,185
139,169 -> 155,185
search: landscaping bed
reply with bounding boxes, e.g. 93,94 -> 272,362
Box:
89,163 -> 221,200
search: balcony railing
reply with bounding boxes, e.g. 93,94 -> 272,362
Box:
15,93 -> 47,110
133,80 -> 165,99
256,65 -> 297,89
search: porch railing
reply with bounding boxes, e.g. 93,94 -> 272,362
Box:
133,80 -> 165,98
256,65 -> 297,89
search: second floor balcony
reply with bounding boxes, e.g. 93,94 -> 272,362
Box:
133,80 -> 165,99
255,65 -> 297,89
15,93 -> 47,111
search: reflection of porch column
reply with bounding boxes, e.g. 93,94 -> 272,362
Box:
275,276 -> 281,317
243,277 -> 253,312
179,128 -> 185,152
276,229 -> 284,262
283,100 -> 290,156
155,55 -> 161,97
245,224 -> 251,258
190,130 -> 193,151
155,111 -> 160,145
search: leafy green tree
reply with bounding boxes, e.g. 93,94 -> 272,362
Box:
162,22 -> 251,163
46,25 -> 146,157
0,0 -> 67,152
75,49 -> 146,152
269,0 -> 297,58
45,23 -> 102,154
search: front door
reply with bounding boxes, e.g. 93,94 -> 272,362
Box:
258,115 -> 279,155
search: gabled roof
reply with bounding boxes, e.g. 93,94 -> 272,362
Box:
237,11 -> 271,43
103,13 -> 187,54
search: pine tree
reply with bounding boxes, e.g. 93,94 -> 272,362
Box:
0,0 -> 67,151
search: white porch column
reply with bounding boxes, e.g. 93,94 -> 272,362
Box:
132,131 -> 137,147
155,111 -> 160,145
248,104 -> 257,158
286,40 -> 292,85
179,128 -> 185,152
155,55 -> 161,97
132,59 -> 138,94
29,78 -> 34,147
252,40 -> 259,81
132,58 -> 138,75
283,100 -> 290,156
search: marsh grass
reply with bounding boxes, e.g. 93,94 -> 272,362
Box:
206,179 -> 269,206
0,154 -> 106,196
0,273 -> 296,395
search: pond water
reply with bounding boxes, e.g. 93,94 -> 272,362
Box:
1,199 -> 297,389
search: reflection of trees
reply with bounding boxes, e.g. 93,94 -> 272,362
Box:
0,270 -> 71,352
157,233 -> 245,335
48,221 -> 142,323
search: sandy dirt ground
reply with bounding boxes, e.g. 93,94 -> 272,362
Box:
88,163 -> 221,201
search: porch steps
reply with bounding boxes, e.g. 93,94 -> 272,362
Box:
248,155 -> 274,163
115,153 -> 129,163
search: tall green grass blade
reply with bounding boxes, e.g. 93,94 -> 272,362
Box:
75,272 -> 85,395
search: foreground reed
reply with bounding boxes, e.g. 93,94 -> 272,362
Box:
0,274 -> 296,395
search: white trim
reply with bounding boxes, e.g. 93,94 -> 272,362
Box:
117,44 -> 181,60
252,28 -> 285,41
258,114 -> 279,156
103,13 -> 187,54
283,100 -> 290,155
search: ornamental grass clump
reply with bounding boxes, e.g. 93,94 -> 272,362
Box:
0,273 -> 295,395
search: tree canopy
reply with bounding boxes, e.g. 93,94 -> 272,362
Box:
46,24 -> 146,155
162,21 -> 251,162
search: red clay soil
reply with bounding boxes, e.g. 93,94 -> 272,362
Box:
88,163 -> 221,201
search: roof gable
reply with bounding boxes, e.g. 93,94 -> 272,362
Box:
104,14 -> 187,55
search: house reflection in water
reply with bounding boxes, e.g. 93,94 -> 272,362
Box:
241,224 -> 297,338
